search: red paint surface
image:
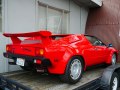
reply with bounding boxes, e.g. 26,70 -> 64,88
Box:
3,31 -> 117,74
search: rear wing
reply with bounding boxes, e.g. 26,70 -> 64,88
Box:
3,31 -> 51,37
3,30 -> 52,44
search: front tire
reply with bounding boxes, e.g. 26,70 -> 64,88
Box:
111,54 -> 117,65
59,56 -> 84,84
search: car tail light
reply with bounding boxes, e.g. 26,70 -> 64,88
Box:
34,60 -> 42,64
35,48 -> 44,56
6,45 -> 12,52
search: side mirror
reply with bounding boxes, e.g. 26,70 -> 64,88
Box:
108,44 -> 113,47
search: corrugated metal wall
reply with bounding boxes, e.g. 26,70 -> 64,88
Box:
86,0 -> 120,60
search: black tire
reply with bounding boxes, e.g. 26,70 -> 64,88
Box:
111,54 -> 117,65
59,56 -> 84,84
20,66 -> 31,71
109,72 -> 119,90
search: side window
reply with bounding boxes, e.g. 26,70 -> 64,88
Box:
85,36 -> 104,46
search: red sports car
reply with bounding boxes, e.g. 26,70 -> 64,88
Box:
3,31 -> 118,83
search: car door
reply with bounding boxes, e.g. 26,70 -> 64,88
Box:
93,38 -> 110,62
85,36 -> 108,65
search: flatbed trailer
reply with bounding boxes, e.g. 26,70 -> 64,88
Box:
0,64 -> 120,90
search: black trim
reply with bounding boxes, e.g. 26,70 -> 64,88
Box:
3,52 -> 51,66
0,75 -> 31,90
4,52 -> 45,60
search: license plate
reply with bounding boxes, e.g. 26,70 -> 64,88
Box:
16,58 -> 25,66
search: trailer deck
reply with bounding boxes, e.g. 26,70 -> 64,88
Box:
0,66 -> 105,90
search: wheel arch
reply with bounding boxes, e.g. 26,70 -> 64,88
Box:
69,55 -> 86,71
114,52 -> 118,61
106,51 -> 118,64
59,55 -> 86,83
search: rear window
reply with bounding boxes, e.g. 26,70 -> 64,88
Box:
21,37 -> 42,44
21,40 -> 41,44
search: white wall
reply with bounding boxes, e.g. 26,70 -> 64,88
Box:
81,7 -> 89,34
0,34 -> 8,72
6,0 -> 89,34
0,0 -> 8,73
1,0 -> 89,72
38,0 -> 89,34
69,0 -> 81,34
38,0 -> 70,11
7,0 -> 36,33
70,1 -> 89,34
5,0 -> 37,71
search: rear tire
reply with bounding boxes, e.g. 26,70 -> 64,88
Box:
59,56 -> 84,84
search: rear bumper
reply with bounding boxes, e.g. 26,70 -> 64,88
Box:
3,52 -> 51,66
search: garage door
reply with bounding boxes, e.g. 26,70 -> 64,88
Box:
38,2 -> 69,34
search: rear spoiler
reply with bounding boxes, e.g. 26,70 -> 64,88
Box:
3,30 -> 52,44
3,31 -> 52,37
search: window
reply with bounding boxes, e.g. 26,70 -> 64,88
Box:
85,36 -> 105,46
0,0 -> 2,32
38,2 -> 69,34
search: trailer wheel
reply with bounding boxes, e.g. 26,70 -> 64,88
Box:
59,56 -> 83,84
110,72 -> 119,90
